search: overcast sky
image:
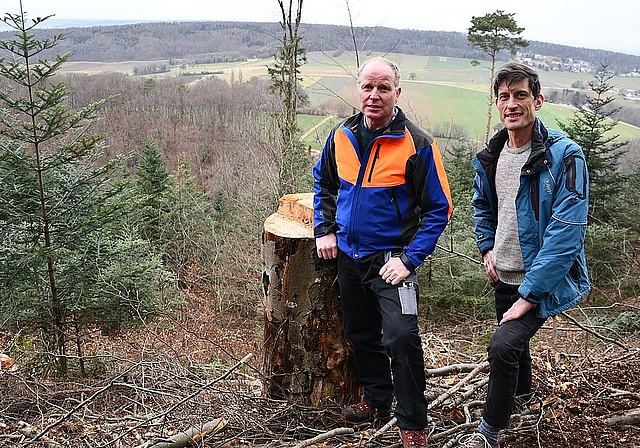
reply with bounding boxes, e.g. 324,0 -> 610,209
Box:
7,0 -> 640,56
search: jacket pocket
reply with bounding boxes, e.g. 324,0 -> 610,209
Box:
367,143 -> 382,183
564,155 -> 587,199
570,259 -> 580,281
391,187 -> 402,221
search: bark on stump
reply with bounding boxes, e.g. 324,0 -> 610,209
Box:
262,193 -> 361,406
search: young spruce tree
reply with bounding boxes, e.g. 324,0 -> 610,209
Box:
557,65 -> 627,222
0,10 -> 176,375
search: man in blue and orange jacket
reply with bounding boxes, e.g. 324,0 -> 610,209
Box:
313,57 -> 452,448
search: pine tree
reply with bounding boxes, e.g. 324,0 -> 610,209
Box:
135,138 -> 171,242
557,65 -> 627,222
0,9 -> 176,375
467,10 -> 529,144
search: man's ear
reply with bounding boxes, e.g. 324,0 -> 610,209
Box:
534,95 -> 544,111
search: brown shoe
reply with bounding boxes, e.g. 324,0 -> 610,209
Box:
457,432 -> 499,448
399,429 -> 427,448
340,401 -> 391,423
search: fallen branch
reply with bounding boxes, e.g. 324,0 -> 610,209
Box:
426,363 -> 489,378
291,427 -> 354,448
20,364 -> 140,447
103,353 -> 253,448
430,422 -> 478,442
607,387 -> 640,401
17,421 -> 64,448
452,379 -> 489,407
368,361 -> 489,444
140,418 -> 227,448
430,362 -> 489,410
606,409 -> 640,427
560,311 -> 629,351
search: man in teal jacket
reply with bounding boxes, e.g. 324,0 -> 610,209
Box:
462,62 -> 590,448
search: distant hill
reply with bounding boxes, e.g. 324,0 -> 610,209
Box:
1,21 -> 639,74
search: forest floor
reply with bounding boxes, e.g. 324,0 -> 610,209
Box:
1,290 -> 640,448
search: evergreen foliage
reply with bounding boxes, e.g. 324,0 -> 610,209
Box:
136,138 -> 171,242
147,160 -> 217,288
421,142 -> 493,320
557,66 -> 640,300
0,10 -> 177,375
557,66 -> 628,222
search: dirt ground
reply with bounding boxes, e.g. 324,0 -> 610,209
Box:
1,291 -> 639,448
471,320 -> 640,448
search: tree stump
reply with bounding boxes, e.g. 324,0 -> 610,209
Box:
262,193 -> 361,406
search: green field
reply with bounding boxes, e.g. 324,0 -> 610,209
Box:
62,51 -> 640,146
299,52 -> 640,146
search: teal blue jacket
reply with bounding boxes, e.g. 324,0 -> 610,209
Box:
472,119 -> 590,318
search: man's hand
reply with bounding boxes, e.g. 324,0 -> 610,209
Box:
316,233 -> 338,259
379,257 -> 410,285
483,250 -> 499,283
500,297 -> 536,325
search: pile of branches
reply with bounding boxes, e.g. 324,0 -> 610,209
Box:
0,352 -> 543,448
2,317 -> 640,447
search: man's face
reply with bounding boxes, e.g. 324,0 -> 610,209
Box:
358,60 -> 401,130
495,78 -> 543,134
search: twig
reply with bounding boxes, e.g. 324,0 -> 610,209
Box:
436,243 -> 482,265
291,427 -> 354,448
20,363 -> 139,447
368,361 -> 489,443
560,311 -> 629,350
101,353 -> 254,447
17,422 -> 64,448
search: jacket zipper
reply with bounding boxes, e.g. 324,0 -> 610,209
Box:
530,176 -> 539,221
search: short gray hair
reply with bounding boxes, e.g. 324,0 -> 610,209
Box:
357,57 -> 401,87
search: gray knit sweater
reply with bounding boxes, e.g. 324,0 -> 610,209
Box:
493,141 -> 532,285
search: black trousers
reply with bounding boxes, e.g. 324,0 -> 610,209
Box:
337,251 -> 428,430
483,281 -> 546,428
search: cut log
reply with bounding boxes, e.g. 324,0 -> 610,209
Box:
144,418 -> 227,448
262,193 -> 361,406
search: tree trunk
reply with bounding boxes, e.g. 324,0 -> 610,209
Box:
262,193 -> 361,406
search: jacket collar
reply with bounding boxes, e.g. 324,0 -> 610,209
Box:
477,118 -> 551,174
344,107 -> 407,136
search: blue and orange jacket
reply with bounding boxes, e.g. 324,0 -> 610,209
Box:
313,108 -> 452,270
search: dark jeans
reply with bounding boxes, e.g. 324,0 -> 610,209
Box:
483,281 -> 546,428
337,251 -> 428,429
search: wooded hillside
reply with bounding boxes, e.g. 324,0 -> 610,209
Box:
2,20 -> 639,74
